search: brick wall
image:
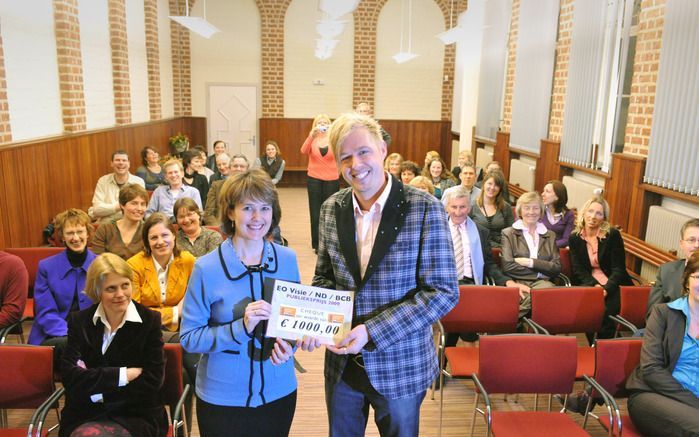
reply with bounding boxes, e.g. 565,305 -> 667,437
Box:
548,0 -> 574,141
623,0 -> 666,156
0,29 -> 11,144
436,0 -> 468,121
54,0 -> 87,133
168,0 -> 192,116
501,0 -> 520,131
144,0 -> 161,120
109,0 -> 132,124
255,0 -> 292,118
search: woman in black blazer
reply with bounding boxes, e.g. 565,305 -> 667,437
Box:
568,195 -> 632,339
60,253 -> 167,437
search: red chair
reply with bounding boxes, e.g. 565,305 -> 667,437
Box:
3,247 -> 64,343
525,287 -> 605,379
472,334 -> 603,437
0,345 -> 62,436
163,343 -> 191,437
435,286 -> 520,433
204,225 -> 226,239
609,286 -> 651,336
560,247 -> 573,280
583,338 -> 644,437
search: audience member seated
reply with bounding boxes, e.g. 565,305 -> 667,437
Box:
384,152 -> 403,180
424,157 -> 456,199
193,146 -> 215,182
399,160 -> 420,185
135,146 -> 166,191
182,150 -> 209,209
648,218 -> 699,314
209,152 -> 231,183
568,195 -> 632,339
29,209 -> 96,369
253,140 -> 286,185
541,180 -> 575,248
443,161 -> 481,201
175,197 -> 223,257
59,253 -> 168,437
92,184 -> 148,260
501,192 -> 562,317
626,252 -> 699,437
469,170 -> 514,248
476,161 -> 510,201
0,250 -> 28,330
408,175 -> 435,196
451,150 -> 476,181
146,158 -> 202,219
89,150 -> 145,223
421,150 -> 441,174
206,139 -> 227,173
442,187 -> 527,347
128,212 -> 196,430
204,154 -> 250,226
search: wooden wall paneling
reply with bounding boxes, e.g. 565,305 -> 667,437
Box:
259,118 -> 313,170
0,152 -> 9,249
535,139 -> 562,191
494,131 -> 511,178
605,153 -> 646,234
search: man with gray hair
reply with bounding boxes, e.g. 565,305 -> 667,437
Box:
203,154 -> 249,225
209,152 -> 231,183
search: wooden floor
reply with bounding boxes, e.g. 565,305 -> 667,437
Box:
4,187 -> 621,436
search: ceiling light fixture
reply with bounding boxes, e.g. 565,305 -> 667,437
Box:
169,0 -> 220,39
393,0 -> 419,63
436,0 -> 464,45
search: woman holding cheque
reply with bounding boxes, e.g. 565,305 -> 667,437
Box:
180,169 -> 301,437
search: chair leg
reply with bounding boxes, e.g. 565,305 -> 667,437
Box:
470,393 -> 480,437
534,393 -> 539,411
0,408 -> 7,427
438,370 -> 446,437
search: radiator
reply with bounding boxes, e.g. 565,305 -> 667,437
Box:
476,146 -> 493,170
562,175 -> 604,213
640,206 -> 693,281
509,159 -> 535,191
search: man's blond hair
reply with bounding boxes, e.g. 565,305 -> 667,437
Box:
328,113 -> 384,164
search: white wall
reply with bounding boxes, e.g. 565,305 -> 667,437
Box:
0,0 -> 62,140
158,0 -> 174,118
125,0 -> 150,122
284,0 -> 354,118
375,0 -> 444,120
78,0 -> 116,129
189,0 -> 261,117
454,0 -> 485,139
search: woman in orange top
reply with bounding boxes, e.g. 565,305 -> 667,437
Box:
301,113 -> 340,251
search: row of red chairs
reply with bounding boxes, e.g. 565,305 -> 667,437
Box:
435,285 -> 647,436
0,343 -> 189,437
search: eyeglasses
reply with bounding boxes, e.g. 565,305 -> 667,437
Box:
689,274 -> 699,281
63,229 -> 87,238
682,238 -> 699,245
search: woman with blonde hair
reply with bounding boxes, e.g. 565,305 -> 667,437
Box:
408,176 -> 435,195
384,152 -> 403,180
59,253 -> 168,437
300,113 -> 340,251
568,195 -> 632,339
469,170 -> 514,247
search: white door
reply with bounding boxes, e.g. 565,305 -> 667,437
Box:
207,85 -> 258,163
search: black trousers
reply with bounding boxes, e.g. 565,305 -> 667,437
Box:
628,391 -> 699,437
196,391 -> 297,437
307,176 -> 340,249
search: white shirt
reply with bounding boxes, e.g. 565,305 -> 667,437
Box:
353,174 -> 392,279
153,254 -> 178,323
449,219 -> 473,279
88,173 -> 146,222
89,301 -> 143,402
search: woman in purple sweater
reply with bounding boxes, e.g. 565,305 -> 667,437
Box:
541,180 -> 575,248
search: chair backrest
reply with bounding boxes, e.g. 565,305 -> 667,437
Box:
593,338 -> 643,398
619,286 -> 651,329
162,343 -> 184,406
559,247 -> 573,279
0,345 -> 55,408
204,225 -> 226,239
530,287 -> 605,334
478,335 -> 577,394
491,247 -> 502,268
441,286 -> 520,334
4,247 -> 64,292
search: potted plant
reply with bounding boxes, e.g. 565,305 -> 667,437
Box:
169,132 -> 190,157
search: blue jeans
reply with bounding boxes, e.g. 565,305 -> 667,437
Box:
326,378 -> 425,437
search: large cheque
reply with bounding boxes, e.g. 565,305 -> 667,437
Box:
264,279 -> 354,345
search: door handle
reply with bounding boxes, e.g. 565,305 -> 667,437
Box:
252,135 -> 256,146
